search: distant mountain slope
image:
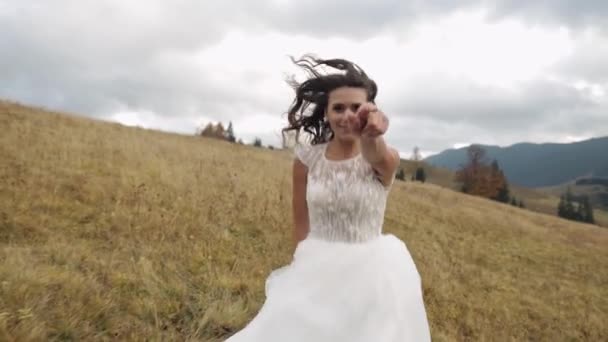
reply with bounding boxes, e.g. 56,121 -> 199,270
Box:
424,137 -> 608,187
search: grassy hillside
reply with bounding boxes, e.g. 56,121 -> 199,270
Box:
1,100 -> 607,341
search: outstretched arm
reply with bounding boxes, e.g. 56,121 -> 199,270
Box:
361,136 -> 400,187
355,103 -> 400,187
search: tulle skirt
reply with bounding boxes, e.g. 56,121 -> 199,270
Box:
225,234 -> 431,341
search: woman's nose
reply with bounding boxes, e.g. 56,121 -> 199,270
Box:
344,110 -> 358,124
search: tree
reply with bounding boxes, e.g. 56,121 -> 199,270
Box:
518,200 -> 525,208
415,167 -> 426,183
581,195 -> 595,224
558,195 -> 567,218
510,197 -> 517,206
226,121 -> 236,143
495,182 -> 510,203
576,202 -> 586,221
211,123 -> 225,139
467,144 -> 489,167
564,188 -> 575,220
489,159 -> 509,203
455,145 -> 509,201
455,145 -> 487,194
199,121 -> 236,142
200,123 -> 215,137
253,137 -> 262,147
411,146 -> 422,162
396,168 -> 406,181
558,189 -> 595,224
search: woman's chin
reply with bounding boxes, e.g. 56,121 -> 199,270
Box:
334,132 -> 360,142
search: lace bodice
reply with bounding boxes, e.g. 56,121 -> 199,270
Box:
294,142 -> 395,243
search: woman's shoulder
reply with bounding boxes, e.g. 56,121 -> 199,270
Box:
294,142 -> 326,167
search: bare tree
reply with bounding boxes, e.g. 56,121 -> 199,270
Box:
411,146 -> 422,162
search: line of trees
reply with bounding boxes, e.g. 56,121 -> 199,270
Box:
558,188 -> 595,224
198,122 -> 237,142
395,166 -> 426,182
197,121 -> 275,148
395,146 -> 427,183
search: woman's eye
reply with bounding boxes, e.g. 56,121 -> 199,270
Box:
333,104 -> 345,112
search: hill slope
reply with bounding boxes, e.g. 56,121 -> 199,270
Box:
425,138 -> 608,187
1,101 -> 607,341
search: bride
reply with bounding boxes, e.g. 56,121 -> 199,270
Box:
225,55 -> 431,341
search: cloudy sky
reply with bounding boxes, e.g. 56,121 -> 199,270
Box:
1,1 -> 607,157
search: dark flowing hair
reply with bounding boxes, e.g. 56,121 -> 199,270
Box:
282,54 -> 378,145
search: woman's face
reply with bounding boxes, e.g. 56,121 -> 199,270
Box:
326,87 -> 367,142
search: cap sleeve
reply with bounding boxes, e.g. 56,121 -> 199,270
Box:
294,143 -> 315,167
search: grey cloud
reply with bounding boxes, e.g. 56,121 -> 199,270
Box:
0,1 -> 334,126
381,75 -> 607,152
0,1 -> 265,117
487,0 -> 608,31
256,0 -> 608,39
253,0 -> 487,40
388,76 -> 597,128
554,36 -> 608,83
1,0 -> 608,154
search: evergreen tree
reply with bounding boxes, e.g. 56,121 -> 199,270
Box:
558,191 -> 596,224
574,202 -> 585,221
495,182 -> 510,203
415,167 -> 426,183
253,137 -> 262,147
396,168 -> 405,181
226,122 -> 236,143
564,188 -> 575,220
582,196 -> 595,224
558,195 -> 567,218
510,197 -> 517,206
518,200 -> 525,208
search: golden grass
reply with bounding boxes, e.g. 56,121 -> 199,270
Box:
1,100 -> 607,341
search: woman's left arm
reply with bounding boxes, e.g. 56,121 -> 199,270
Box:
356,103 -> 401,186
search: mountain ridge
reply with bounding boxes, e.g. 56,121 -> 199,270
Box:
424,136 -> 608,187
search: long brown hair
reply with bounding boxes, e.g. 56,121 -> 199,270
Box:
282,54 -> 378,145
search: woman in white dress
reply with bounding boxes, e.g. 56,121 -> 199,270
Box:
225,55 -> 431,341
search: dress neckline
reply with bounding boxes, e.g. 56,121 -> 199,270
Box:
322,142 -> 361,163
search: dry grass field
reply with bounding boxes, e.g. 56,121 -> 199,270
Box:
1,100 -> 607,341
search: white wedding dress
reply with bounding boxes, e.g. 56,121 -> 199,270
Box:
225,142 -> 431,341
